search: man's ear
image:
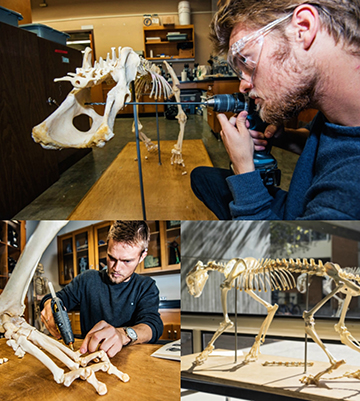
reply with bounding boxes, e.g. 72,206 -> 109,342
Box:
291,4 -> 320,50
140,248 -> 148,263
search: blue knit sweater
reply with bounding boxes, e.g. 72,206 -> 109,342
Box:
40,269 -> 163,342
226,112 -> 360,219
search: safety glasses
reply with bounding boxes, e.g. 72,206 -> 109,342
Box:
228,13 -> 293,84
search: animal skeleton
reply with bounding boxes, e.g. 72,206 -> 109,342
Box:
0,221 -> 129,395
32,47 -> 172,149
32,47 -> 188,167
186,257 -> 360,385
32,262 -> 49,332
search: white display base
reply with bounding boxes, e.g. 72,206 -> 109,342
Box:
182,350 -> 360,401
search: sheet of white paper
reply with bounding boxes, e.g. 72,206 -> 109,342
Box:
151,339 -> 181,361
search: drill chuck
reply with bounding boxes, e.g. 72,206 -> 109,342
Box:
205,93 -> 246,114
49,282 -> 74,349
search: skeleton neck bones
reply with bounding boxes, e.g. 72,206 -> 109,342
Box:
187,257 -> 360,385
0,221 -> 129,395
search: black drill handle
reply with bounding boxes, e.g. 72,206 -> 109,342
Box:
51,297 -> 74,346
242,96 -> 272,156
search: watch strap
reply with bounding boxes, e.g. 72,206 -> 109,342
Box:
123,327 -> 137,345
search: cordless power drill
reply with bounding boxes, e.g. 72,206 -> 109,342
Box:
205,93 -> 281,187
48,282 -> 75,350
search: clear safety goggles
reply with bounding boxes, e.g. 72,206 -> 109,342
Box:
228,13 -> 293,84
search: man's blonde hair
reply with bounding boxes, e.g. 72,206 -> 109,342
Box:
107,221 -> 150,250
210,0 -> 360,55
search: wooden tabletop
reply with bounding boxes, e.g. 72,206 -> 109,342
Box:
0,339 -> 179,401
69,139 -> 217,220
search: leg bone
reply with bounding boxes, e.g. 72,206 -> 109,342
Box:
244,289 -> 278,362
301,284 -> 345,385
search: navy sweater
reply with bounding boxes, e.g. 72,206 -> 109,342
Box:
227,112 -> 360,219
40,269 -> 163,342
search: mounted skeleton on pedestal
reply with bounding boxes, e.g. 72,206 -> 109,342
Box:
0,221 -> 129,395
186,257 -> 360,385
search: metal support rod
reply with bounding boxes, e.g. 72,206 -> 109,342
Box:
304,274 -> 309,373
86,101 -> 205,106
155,101 -> 161,165
131,82 -> 146,220
234,278 -> 238,364
125,101 -> 204,106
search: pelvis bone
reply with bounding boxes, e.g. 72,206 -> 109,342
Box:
32,47 -> 172,149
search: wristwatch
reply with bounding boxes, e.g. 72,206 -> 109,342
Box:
124,327 -> 138,345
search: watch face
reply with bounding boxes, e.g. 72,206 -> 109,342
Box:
126,327 -> 137,341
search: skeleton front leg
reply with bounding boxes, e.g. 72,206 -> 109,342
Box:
13,333 -> 65,383
194,284 -> 233,366
193,259 -> 247,365
244,290 -> 278,362
301,284 -> 346,385
163,61 -> 187,168
170,109 -> 187,168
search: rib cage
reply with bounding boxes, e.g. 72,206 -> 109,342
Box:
221,258 -> 360,292
237,258 -> 297,292
261,258 -> 360,285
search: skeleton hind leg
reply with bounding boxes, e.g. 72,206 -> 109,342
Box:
301,284 -> 346,385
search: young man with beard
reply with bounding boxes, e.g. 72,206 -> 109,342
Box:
40,221 -> 163,358
191,0 -> 360,220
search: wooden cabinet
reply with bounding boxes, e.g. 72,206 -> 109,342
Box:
68,311 -> 82,336
206,78 -> 240,135
143,25 -> 195,61
159,308 -> 181,341
0,220 -> 28,322
93,221 -> 112,271
58,221 -> 180,284
58,226 -> 95,285
136,94 -> 165,114
0,221 -> 26,292
137,221 -> 181,275
0,22 -> 91,218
